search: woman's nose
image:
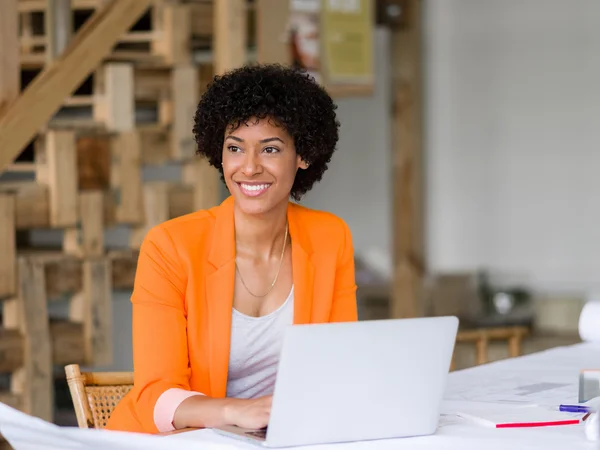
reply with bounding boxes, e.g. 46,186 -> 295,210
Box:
242,151 -> 261,175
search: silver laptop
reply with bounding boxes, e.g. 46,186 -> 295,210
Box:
214,316 -> 458,447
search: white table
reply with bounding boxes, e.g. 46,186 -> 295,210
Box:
163,342 -> 600,449
1,343 -> 599,449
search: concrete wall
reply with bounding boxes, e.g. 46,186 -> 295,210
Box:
424,0 -> 600,295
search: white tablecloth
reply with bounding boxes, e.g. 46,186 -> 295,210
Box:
1,343 -> 599,449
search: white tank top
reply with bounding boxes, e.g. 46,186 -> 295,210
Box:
226,286 -> 294,399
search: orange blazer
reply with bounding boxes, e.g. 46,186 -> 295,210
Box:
105,196 -> 358,434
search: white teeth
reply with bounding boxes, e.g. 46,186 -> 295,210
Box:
241,183 -> 269,192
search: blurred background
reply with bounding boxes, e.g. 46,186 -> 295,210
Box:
0,0 -> 598,432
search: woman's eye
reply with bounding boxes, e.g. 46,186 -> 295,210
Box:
264,147 -> 279,154
228,145 -> 241,152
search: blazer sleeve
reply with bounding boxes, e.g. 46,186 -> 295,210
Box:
129,225 -> 200,433
329,219 -> 359,322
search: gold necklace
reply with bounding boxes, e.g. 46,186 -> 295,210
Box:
236,222 -> 288,298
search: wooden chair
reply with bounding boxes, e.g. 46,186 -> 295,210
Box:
451,325 -> 529,370
64,364 -> 133,429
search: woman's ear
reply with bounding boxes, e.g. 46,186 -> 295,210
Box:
298,159 -> 310,170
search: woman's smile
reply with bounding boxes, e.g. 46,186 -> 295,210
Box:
237,181 -> 273,197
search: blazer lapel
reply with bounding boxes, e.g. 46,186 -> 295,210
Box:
206,196 -> 235,398
288,203 -> 315,324
204,198 -> 316,396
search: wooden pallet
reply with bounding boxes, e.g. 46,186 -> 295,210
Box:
17,0 -> 256,69
0,137 -> 210,426
0,0 -> 251,429
17,0 -> 203,68
0,252 -> 130,423
6,128 -> 146,232
19,61 -> 214,158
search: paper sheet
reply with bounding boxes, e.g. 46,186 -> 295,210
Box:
442,401 -> 584,427
444,375 -> 578,407
0,402 -> 237,450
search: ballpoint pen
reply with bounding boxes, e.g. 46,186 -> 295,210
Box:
559,404 -> 592,414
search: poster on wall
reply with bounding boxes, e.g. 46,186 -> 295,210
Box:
287,0 -> 374,94
321,0 -> 373,85
289,0 -> 322,83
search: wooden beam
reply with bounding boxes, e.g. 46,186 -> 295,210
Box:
390,0 -> 424,319
130,182 -> 170,249
153,2 -> 191,65
93,62 -> 135,132
50,321 -> 85,366
214,0 -> 247,74
256,0 -> 291,65
70,259 -> 112,366
190,2 -> 213,40
0,0 -> 19,115
0,322 -> 87,370
0,392 -> 22,413
111,130 -> 145,224
109,250 -> 138,290
79,190 -> 105,256
169,184 -> 194,219
139,125 -> 171,165
12,184 -> 51,229
87,258 -> 113,365
0,0 -> 153,173
171,65 -> 199,160
63,190 -> 104,257
198,63 -> 215,95
134,67 -> 170,101
3,258 -> 53,421
0,328 -> 23,373
183,159 -> 221,212
11,250 -> 137,299
0,195 -> 16,299
4,182 -> 117,231
77,133 -> 111,190
18,0 -> 100,13
45,255 -> 83,299
35,130 -> 79,227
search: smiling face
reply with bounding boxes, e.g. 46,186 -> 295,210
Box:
222,117 -> 308,216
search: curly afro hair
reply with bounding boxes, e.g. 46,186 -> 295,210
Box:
193,64 -> 340,201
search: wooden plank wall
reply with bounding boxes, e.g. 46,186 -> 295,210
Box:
0,0 -> 19,114
3,258 -> 53,421
0,195 -> 17,299
0,0 -> 153,172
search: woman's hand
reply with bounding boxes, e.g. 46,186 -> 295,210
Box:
172,394 -> 272,431
224,395 -> 273,430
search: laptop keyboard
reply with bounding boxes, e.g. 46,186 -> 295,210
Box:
245,427 -> 267,439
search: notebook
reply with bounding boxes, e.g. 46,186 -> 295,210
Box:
455,404 -> 581,428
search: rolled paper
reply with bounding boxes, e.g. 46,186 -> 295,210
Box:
584,412 -> 598,442
579,301 -> 600,343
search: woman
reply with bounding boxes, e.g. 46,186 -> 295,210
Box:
106,64 -> 358,434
